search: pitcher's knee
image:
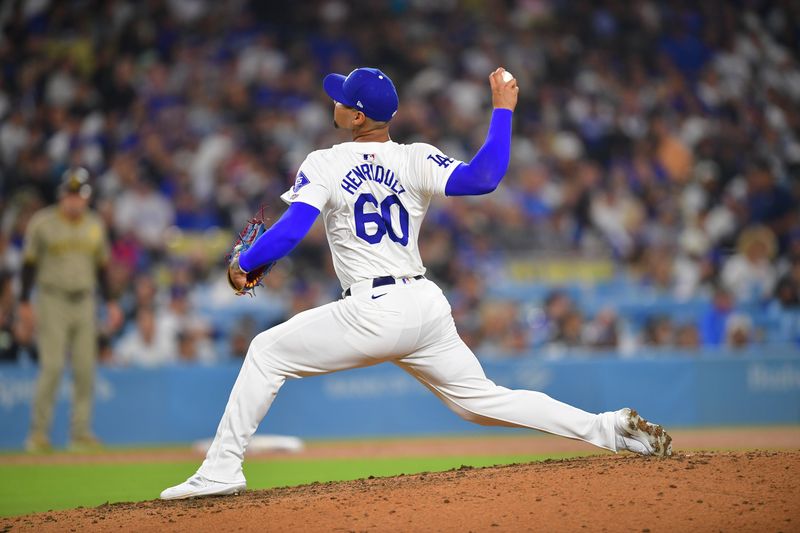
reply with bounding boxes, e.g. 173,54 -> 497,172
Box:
455,408 -> 492,425
446,386 -> 510,426
246,332 -> 287,375
249,330 -> 273,350
441,396 -> 487,425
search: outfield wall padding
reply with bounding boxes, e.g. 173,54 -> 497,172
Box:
1,353 -> 798,448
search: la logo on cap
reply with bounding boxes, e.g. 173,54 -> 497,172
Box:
322,67 -> 399,122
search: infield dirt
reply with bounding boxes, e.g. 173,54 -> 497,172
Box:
3,450 -> 799,532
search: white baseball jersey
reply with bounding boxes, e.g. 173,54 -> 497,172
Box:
280,141 -> 462,290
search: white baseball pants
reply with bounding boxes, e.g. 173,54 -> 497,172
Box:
198,278 -> 619,483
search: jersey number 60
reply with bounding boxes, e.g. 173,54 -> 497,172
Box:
354,193 -> 409,247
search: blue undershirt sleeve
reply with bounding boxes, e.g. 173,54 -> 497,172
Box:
444,108 -> 513,196
238,201 -> 320,272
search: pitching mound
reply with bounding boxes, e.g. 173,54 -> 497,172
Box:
3,451 -> 799,532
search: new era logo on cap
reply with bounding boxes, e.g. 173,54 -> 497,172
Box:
323,67 -> 399,122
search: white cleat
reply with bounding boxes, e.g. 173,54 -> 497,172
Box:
615,408 -> 673,457
160,474 -> 246,500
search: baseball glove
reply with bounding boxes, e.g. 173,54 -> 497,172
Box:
226,208 -> 274,296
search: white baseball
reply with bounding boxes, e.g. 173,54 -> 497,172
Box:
501,70 -> 514,83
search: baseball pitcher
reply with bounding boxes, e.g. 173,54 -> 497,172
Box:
161,67 -> 671,500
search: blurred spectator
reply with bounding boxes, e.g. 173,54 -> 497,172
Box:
652,115 -> 693,184
419,230 -> 454,280
98,335 -> 114,366
159,284 -> 214,363
176,331 -> 215,364
156,284 -> 211,344
673,220 -> 716,301
517,165 -> 559,222
448,271 -> 486,345
476,301 -> 527,357
741,159 -> 797,251
0,271 -> 20,362
114,177 -> 175,251
230,316 -> 257,359
552,310 -> 585,348
639,247 -> 675,293
122,274 -> 159,324
774,254 -> 800,308
583,309 -> 620,350
529,290 -> 575,346
643,316 -> 674,347
115,307 -> 175,367
675,323 -> 701,350
590,185 -> 644,260
721,225 -> 778,302
725,314 -> 754,350
1,0 -> 799,361
699,287 -> 735,346
286,282 -> 323,317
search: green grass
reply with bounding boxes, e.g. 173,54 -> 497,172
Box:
0,453 -> 582,517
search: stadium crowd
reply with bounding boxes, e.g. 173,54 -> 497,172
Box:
1,0 -> 799,365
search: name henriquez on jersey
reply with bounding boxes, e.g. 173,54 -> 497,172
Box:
280,141 -> 462,290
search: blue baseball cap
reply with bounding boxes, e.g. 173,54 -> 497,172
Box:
323,67 -> 399,122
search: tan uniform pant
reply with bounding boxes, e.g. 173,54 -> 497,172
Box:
30,289 -> 97,440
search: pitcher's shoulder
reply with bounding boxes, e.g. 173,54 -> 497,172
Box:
307,144 -> 361,164
405,142 -> 441,155
304,147 -> 332,161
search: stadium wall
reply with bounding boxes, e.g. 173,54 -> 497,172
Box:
0,353 -> 798,448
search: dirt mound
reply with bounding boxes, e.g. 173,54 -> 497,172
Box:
3,451 -> 799,532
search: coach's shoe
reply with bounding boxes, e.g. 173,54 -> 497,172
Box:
69,434 -> 103,452
160,474 -> 246,500
25,433 -> 52,453
615,408 -> 672,457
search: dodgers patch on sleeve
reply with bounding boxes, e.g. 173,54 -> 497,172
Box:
293,172 -> 311,193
